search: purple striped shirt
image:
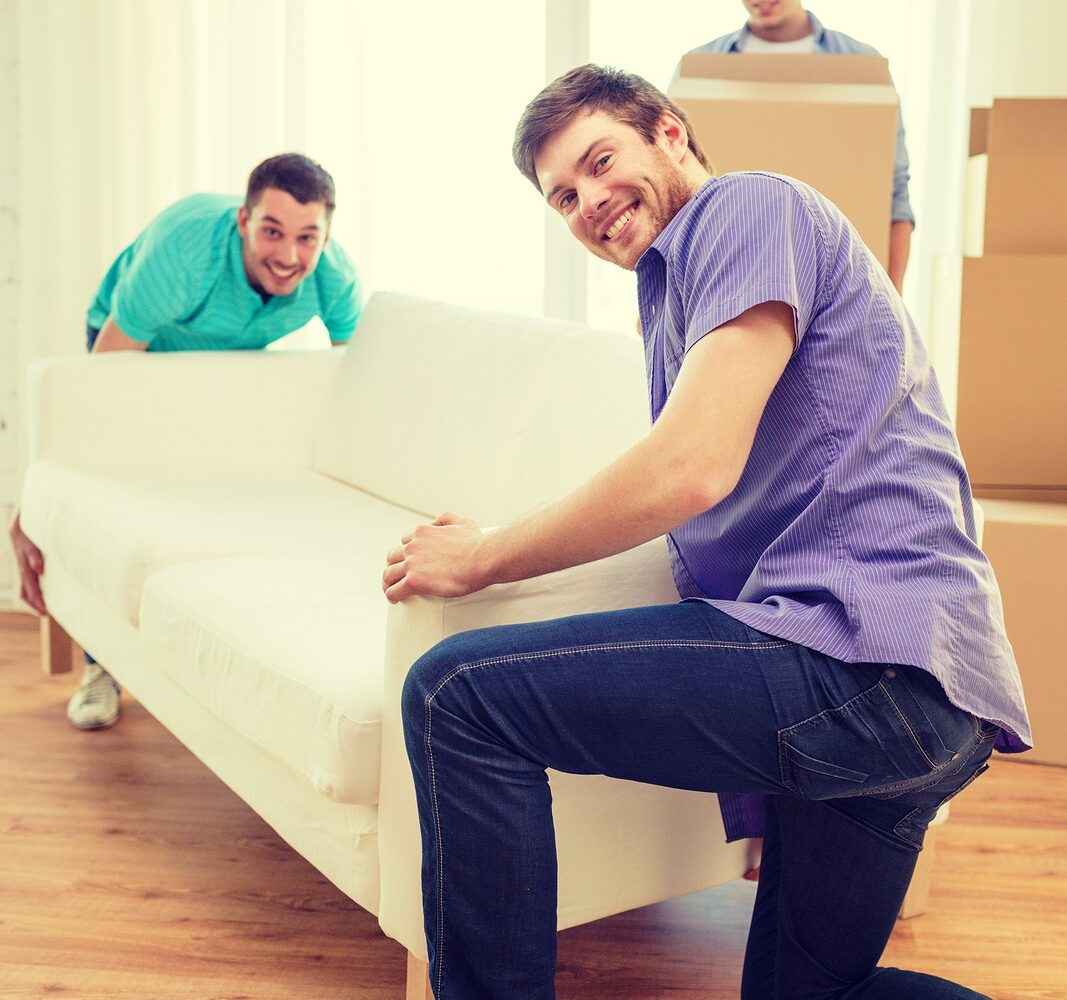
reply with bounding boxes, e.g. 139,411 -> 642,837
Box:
636,172 -> 1031,841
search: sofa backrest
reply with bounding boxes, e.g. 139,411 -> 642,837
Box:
313,292 -> 651,525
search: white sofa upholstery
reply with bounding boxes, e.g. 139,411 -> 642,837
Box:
21,292 -> 762,979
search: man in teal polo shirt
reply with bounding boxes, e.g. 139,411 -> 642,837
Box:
89,152 -> 361,351
8,152 -> 361,729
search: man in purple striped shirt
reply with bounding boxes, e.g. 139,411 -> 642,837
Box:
383,64 -> 1029,999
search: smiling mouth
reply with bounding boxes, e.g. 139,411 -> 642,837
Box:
266,262 -> 300,280
604,202 -> 638,241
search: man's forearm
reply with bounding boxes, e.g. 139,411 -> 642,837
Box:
888,221 -> 912,293
92,316 -> 149,353
386,303 -> 794,604
475,430 -> 719,589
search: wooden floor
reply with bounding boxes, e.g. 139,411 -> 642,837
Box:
2,612 -> 1064,1000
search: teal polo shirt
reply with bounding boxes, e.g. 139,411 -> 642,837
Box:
87,193 -> 361,351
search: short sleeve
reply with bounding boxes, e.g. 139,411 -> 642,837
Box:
891,110 -> 915,226
110,227 -> 193,344
319,240 -> 362,343
323,273 -> 362,343
678,175 -> 823,355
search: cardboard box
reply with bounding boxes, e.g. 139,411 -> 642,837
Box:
962,154 -> 987,257
955,255 -> 1067,493
980,500 -> 1067,766
969,106 -> 990,157
963,108 -> 990,255
670,53 -> 898,267
983,99 -> 1067,255
974,486 -> 1067,503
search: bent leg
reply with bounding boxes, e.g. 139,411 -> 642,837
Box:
743,766 -> 993,999
402,602 -> 810,999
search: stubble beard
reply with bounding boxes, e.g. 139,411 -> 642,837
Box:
615,157 -> 697,270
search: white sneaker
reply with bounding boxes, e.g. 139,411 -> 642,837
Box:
67,663 -> 121,730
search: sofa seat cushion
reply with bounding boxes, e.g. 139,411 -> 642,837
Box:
22,461 -> 425,628
139,555 -> 395,806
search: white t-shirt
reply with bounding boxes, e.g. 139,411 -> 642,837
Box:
738,32 -> 818,53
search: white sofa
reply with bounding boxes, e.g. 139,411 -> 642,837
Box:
21,292 -> 770,995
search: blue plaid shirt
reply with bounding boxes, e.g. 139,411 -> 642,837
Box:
683,9 -> 915,226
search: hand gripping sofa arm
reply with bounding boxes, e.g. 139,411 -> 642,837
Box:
25,349 -> 340,473
376,537 -> 756,957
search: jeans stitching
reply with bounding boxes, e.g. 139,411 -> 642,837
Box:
777,675 -> 979,800
878,678 -> 937,770
424,704 -> 447,997
893,751 -> 992,847
896,671 -> 953,756
422,637 -> 789,994
777,678 -> 883,795
777,678 -> 884,745
874,719 -> 990,801
426,640 -> 790,704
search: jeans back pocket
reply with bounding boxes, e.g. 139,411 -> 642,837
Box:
778,666 -> 978,801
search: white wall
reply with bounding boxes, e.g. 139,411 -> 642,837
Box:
0,0 -> 17,602
980,0 -> 1065,99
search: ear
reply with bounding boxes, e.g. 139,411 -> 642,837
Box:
656,111 -> 690,164
237,204 -> 250,238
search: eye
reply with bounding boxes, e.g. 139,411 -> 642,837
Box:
558,192 -> 576,212
300,234 -> 318,245
264,227 -> 281,238
593,153 -> 612,174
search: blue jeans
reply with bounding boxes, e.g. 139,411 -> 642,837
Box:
402,601 -> 995,999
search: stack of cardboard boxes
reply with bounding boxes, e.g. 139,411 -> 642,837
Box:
959,98 -> 1067,765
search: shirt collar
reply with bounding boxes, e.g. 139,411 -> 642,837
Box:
637,178 -> 715,270
729,9 -> 826,51
229,216 -> 262,304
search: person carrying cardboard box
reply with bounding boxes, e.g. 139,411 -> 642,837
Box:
8,153 -> 362,731
681,1 -> 916,291
383,64 -> 1029,999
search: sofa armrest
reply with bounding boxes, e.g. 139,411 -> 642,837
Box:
378,537 -> 689,954
26,349 -> 340,473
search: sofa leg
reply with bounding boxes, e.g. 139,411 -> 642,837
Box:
898,827 -> 938,919
405,951 -> 433,999
40,616 -> 74,676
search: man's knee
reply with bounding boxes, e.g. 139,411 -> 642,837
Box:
401,633 -> 477,738
401,626 -> 513,748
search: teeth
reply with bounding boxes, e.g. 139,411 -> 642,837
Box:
605,207 -> 634,240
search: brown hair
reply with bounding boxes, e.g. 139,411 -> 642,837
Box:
246,153 -> 336,219
512,64 -> 710,192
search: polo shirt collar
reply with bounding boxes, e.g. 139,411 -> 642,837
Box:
228,217 -> 263,304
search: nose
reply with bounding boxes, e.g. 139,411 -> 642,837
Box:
280,240 -> 298,264
577,178 -> 610,222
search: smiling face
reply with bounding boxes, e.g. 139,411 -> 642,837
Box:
742,0 -> 809,38
535,110 -> 702,271
237,187 -> 329,297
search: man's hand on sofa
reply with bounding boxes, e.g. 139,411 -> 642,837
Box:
8,510 -> 48,615
383,512 -> 489,604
